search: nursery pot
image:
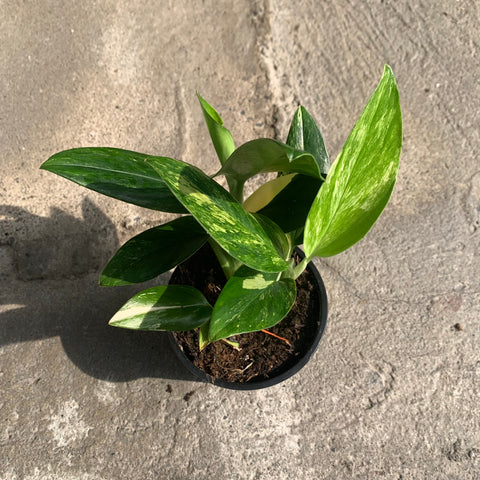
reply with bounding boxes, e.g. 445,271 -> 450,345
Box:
168,244 -> 328,390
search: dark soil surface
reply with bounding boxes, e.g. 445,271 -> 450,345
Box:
170,244 -> 321,384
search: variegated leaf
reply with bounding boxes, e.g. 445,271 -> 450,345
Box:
286,106 -> 330,175
40,147 -> 186,213
100,216 -> 208,286
218,138 -> 322,186
304,65 -> 402,258
243,173 -> 295,213
244,173 -> 323,235
147,157 -> 289,273
109,285 -> 212,331
208,267 -> 297,342
252,213 -> 290,260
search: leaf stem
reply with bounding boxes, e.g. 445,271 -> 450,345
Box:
292,255 -> 310,280
208,238 -> 240,280
222,338 -> 240,350
228,176 -> 244,203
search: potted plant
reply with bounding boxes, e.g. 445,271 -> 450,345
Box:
40,65 -> 402,389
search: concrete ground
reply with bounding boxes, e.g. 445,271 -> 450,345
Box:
1,1 -> 479,478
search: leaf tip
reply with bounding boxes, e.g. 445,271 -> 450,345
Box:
99,272 -> 130,287
382,64 -> 397,84
99,270 -> 116,286
197,93 -> 223,125
39,156 -> 54,171
108,317 -> 119,327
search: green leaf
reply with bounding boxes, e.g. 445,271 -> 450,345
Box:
253,213 -> 290,260
218,138 -> 323,185
198,321 -> 211,350
197,93 -> 235,165
243,173 -> 295,213
208,238 -> 242,280
40,147 -> 186,213
208,267 -> 296,342
287,105 -> 330,175
304,65 -> 402,258
245,173 -> 324,235
109,285 -> 212,331
100,216 -> 209,286
147,157 -> 289,273
286,227 -> 306,249
197,93 -> 241,199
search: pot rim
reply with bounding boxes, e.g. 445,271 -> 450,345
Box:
168,247 -> 328,390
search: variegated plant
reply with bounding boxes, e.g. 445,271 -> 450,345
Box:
41,65 -> 402,349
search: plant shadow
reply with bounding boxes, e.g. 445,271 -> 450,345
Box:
0,199 -> 196,382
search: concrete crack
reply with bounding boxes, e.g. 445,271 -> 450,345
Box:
250,0 -> 282,139
318,260 -> 366,301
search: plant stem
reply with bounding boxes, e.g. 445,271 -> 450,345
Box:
292,255 -> 310,280
222,338 -> 240,350
228,176 -> 244,203
208,238 -> 240,280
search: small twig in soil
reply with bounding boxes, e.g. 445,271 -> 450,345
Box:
234,362 -> 254,374
261,329 -> 291,346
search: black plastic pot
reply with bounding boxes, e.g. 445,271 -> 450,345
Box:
168,248 -> 328,390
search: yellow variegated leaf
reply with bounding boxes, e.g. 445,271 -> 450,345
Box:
148,157 -> 289,273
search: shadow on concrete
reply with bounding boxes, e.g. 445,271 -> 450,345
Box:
0,199 -> 195,383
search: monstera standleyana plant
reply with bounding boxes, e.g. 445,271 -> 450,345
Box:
41,65 -> 402,351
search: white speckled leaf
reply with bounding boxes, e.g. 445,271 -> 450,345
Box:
109,285 -> 212,331
147,157 -> 289,273
304,65 -> 402,258
208,267 -> 296,342
252,213 -> 290,260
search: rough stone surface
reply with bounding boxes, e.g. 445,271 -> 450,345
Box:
1,1 -> 479,479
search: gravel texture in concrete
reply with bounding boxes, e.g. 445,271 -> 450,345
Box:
1,1 -> 479,479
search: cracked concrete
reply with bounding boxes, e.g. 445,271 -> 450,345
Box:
1,0 -> 479,479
